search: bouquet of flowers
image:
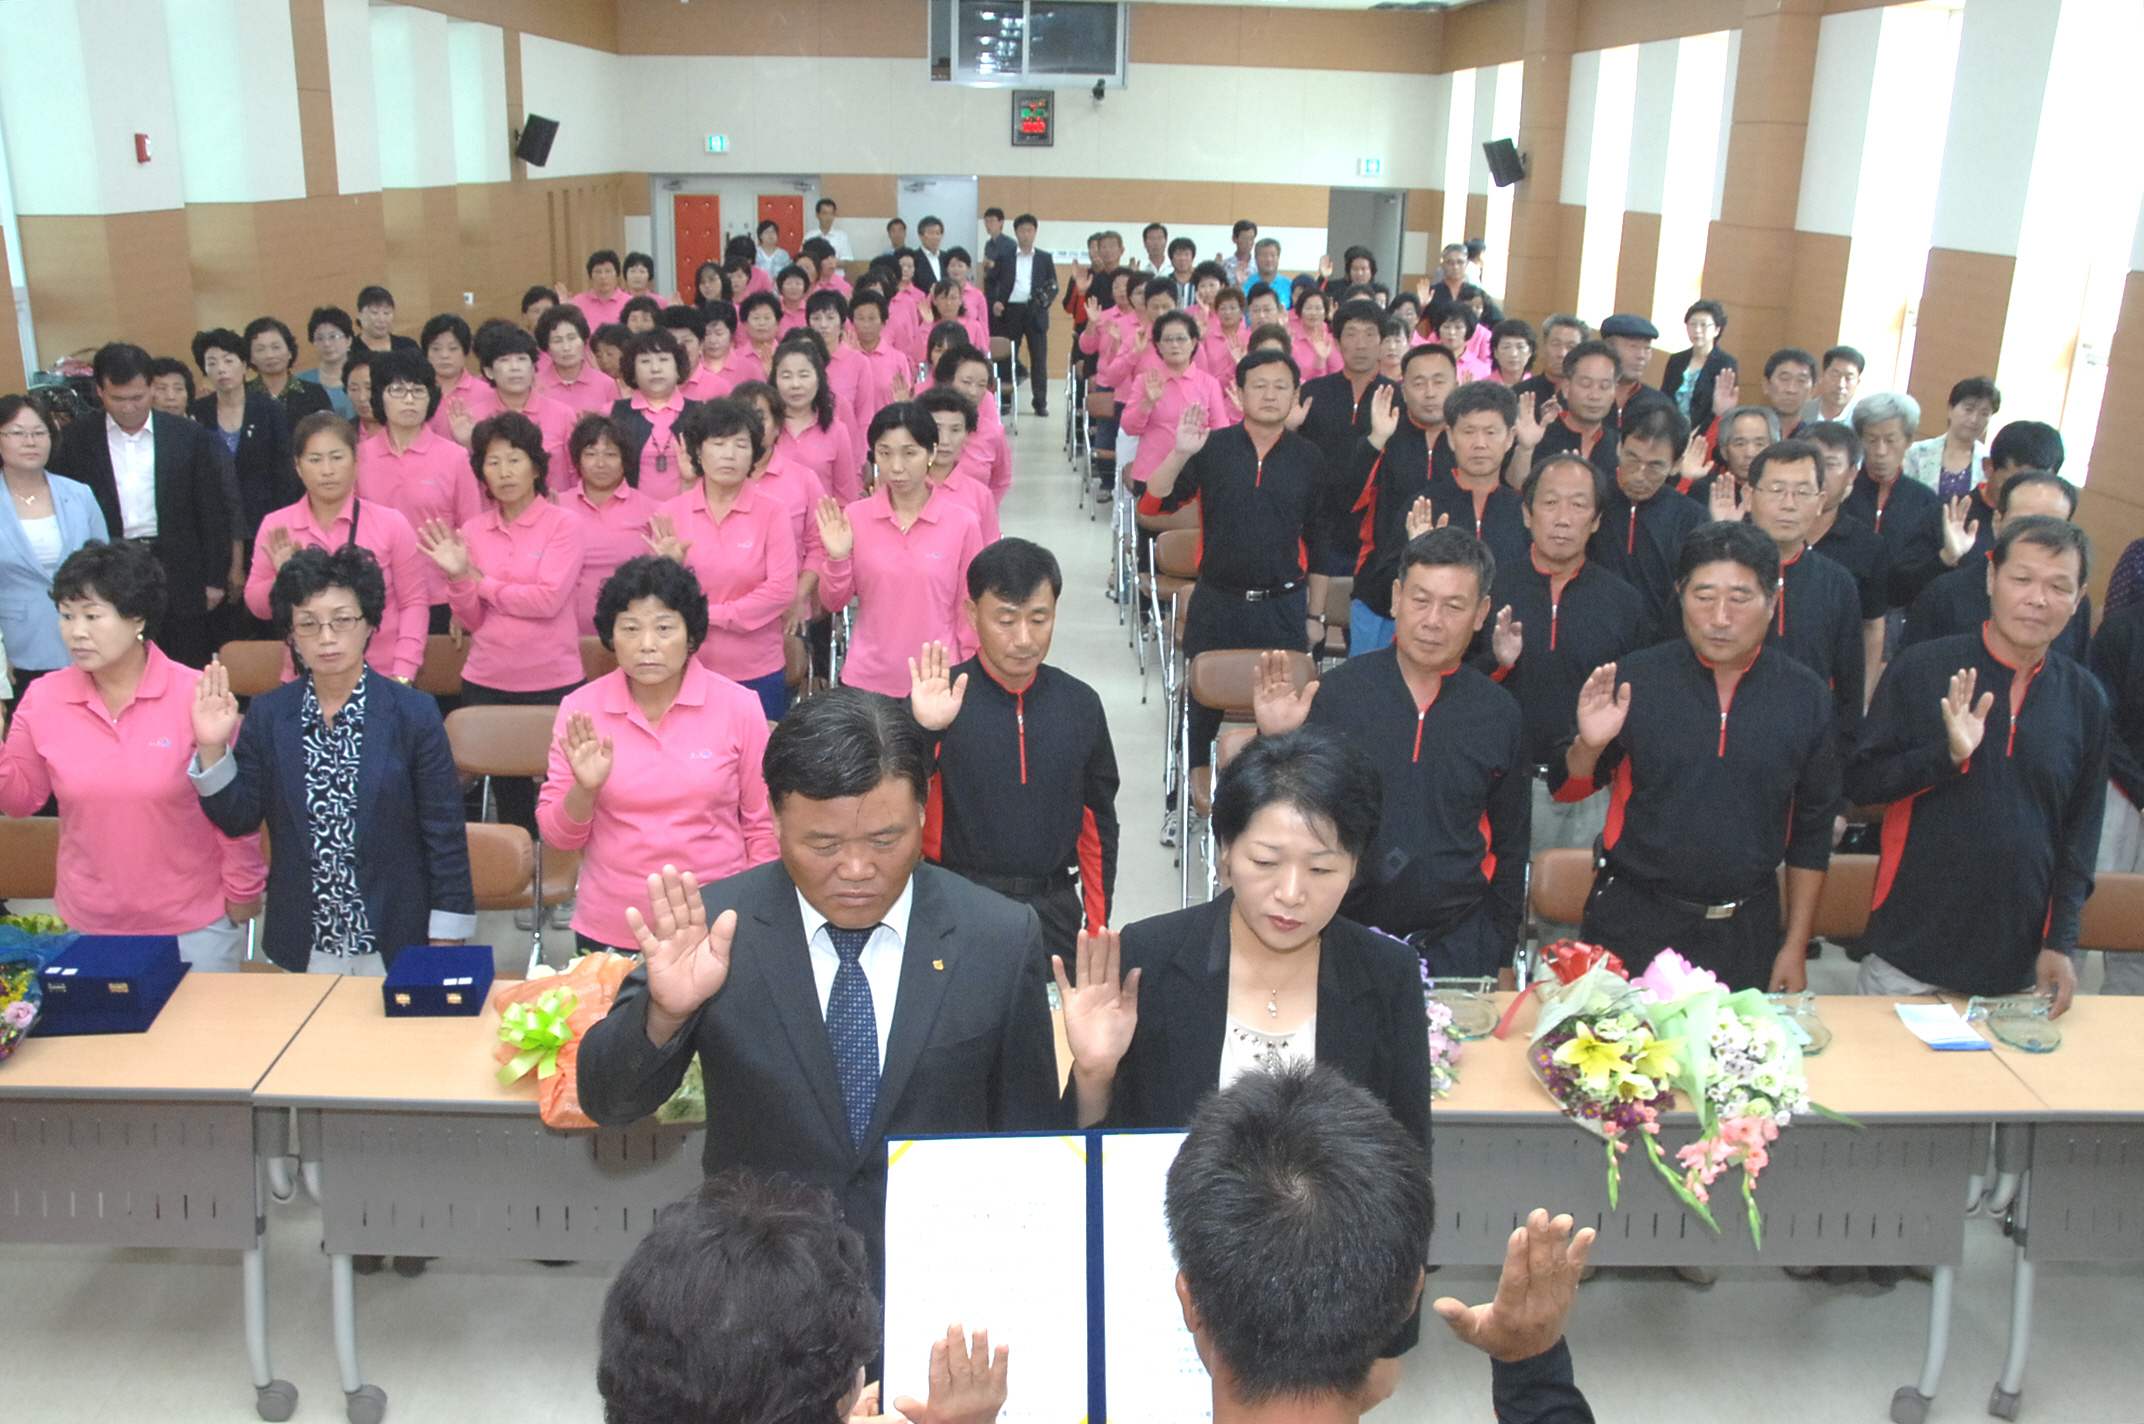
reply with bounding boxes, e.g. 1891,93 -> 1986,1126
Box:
0,915 -> 75,1065
1419,961 -> 1466,1097
1514,941 -> 1689,1209
1636,951 -> 1848,1246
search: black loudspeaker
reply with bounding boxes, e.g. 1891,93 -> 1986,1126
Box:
515,115 -> 559,167
1483,138 -> 1526,188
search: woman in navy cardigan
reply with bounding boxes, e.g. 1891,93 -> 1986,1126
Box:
189,544 -> 474,973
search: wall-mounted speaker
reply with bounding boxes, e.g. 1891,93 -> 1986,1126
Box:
1483,138 -> 1526,188
515,115 -> 559,167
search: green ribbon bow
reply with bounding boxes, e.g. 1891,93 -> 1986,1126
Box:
495,987 -> 579,1087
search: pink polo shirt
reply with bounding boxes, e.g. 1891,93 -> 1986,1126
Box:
1201,319 -> 1248,386
753,453 -> 831,578
1291,333 -> 1341,381
245,496 -> 429,679
933,464 -> 1001,544
535,361 -> 619,415
537,661 -> 777,949
573,288 -> 633,328
889,289 -> 931,365
777,305 -> 810,336
776,415 -> 861,505
661,480 -> 798,682
820,487 -> 983,697
847,341 -> 907,418
427,370 -> 493,442
445,497 -> 586,692
357,427 -> 483,604
1118,359 -> 1230,487
628,391 -> 694,503
0,647 -> 266,934
678,362 -> 729,403
561,482 -> 660,636
718,344 -> 766,387
824,344 -> 872,432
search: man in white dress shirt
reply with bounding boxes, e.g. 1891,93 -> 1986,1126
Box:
987,215 -> 1057,419
812,197 -> 853,263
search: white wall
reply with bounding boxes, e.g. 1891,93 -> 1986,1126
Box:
323,0 -> 379,195
0,0 -> 188,216
370,5 -> 456,190
1928,0 -> 2059,257
447,20 -> 508,186
162,0 -> 308,205
522,49 -> 1449,189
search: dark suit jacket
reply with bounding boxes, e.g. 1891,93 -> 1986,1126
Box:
1094,893 -> 1432,1150
577,859 -> 1067,1285
985,250 -> 1059,329
196,670 -> 475,972
608,398 -> 703,486
1657,346 -> 1737,437
188,391 -> 298,540
51,409 -> 231,629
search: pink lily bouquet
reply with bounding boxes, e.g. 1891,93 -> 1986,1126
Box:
1419,961 -> 1464,1097
1635,950 -> 1849,1246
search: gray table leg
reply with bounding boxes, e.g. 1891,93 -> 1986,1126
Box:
331,1249 -> 387,1424
248,1108 -> 299,1421
1990,1165 -> 2033,1420
1890,1262 -> 1955,1424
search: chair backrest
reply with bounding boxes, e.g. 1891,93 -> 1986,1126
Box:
218,640 -> 288,698
1529,848 -> 1594,925
1321,575 -> 1354,625
1807,852 -> 1878,941
1136,502 -> 1201,536
0,816 -> 59,900
2078,870 -> 2144,953
1214,725 -> 1258,776
1155,528 -> 1200,581
1188,648 -> 1315,714
580,635 -> 618,683
413,633 -> 468,697
466,821 -> 536,911
444,705 -> 557,778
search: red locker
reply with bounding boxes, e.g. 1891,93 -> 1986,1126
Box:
673,195 -> 723,304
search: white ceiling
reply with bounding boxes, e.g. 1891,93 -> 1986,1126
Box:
1131,1 -> 1484,9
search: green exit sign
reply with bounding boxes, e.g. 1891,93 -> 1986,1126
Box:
706,135 -> 730,154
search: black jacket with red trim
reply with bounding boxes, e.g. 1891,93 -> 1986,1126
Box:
1549,639 -> 1839,902
1770,543 -> 1866,744
1841,471 -> 1943,609
2089,601 -> 2144,810
1585,484 -> 1707,645
1305,648 -> 1529,944
1478,554 -> 1649,768
1531,413 -> 1619,483
1299,369 -> 1396,572
1814,508 -> 1890,623
1847,632 -> 2106,993
1426,469 -> 1530,586
1337,415 -> 1455,618
923,658 -> 1120,928
1902,556 -> 2091,665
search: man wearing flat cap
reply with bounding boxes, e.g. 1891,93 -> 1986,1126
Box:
1599,314 -> 1659,425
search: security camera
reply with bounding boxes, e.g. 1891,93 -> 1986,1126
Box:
1092,79 -> 1106,102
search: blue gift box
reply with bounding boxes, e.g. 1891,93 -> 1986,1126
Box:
32,935 -> 190,1036
382,944 -> 495,1017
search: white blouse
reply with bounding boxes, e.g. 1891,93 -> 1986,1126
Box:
1219,1013 -> 1317,1089
18,513 -> 62,571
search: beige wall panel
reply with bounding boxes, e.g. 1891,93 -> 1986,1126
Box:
1577,0 -> 1743,51
1785,230 -> 1851,356
1443,0 -> 1527,71
616,0 -> 924,59
1614,210 -> 1662,323
1906,248 -> 2013,437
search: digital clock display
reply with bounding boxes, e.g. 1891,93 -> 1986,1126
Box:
1012,90 -> 1054,148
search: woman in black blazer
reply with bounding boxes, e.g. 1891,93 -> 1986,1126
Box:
1056,728 -> 1429,1149
188,328 -> 300,544
190,544 -> 475,974
1656,298 -> 1736,437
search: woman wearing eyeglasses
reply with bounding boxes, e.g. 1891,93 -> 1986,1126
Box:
191,543 -> 473,974
1115,309 -> 1229,490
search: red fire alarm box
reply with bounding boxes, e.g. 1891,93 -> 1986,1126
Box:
134,133 -> 151,163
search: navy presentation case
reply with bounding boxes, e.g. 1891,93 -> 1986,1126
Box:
382,944 -> 495,1016
33,935 -> 191,1036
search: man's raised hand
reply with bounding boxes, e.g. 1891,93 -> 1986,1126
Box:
1251,648 -> 1317,734
1432,1209 -> 1595,1363
625,866 -> 735,1044
1574,662 -> 1630,750
907,640 -> 970,732
1492,605 -> 1524,669
1941,666 -> 1993,766
890,1324 -> 1009,1424
1053,927 -> 1141,1082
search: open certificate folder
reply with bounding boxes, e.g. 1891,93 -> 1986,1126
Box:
883,1131 -> 1210,1424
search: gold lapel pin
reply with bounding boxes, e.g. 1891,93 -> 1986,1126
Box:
933,959 -> 945,971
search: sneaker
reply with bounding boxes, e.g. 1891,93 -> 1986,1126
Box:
550,899 -> 575,929
513,907 -> 539,931
1674,1264 -> 1717,1287
1160,810 -> 1180,848
391,1256 -> 431,1278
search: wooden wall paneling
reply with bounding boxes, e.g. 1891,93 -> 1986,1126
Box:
1504,2 -> 1580,322
1614,210 -> 1662,323
1906,247 -> 2014,436
289,0 -> 338,199
820,174 -> 897,220
2075,272 -> 2144,599
1464,193 -> 1489,243
410,0 -> 612,52
1443,0 -> 1528,72
18,211 -> 198,369
615,0 -> 925,59
1405,189 -> 1445,236
1785,229 -> 1851,357
1229,183 -> 1328,230
1575,0 -> 1744,53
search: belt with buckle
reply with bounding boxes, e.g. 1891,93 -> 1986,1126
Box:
1206,578 -> 1305,603
1602,870 -> 1763,921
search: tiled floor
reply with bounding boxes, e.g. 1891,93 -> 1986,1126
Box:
3,400 -> 2136,1422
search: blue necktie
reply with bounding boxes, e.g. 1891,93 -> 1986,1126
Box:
825,924 -> 880,1146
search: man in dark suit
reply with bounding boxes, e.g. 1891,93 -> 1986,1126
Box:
577,687 -> 1065,1290
986,213 -> 1058,418
49,342 -> 232,667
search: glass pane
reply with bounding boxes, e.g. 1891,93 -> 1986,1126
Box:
1027,1 -> 1117,76
958,0 -> 1026,81
929,0 -> 953,81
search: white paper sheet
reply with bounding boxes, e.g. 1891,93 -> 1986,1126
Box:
1894,1002 -> 1992,1051
882,1135 -> 1091,1424
1100,1132 -> 1212,1424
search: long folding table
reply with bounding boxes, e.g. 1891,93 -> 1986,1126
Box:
0,973 -> 335,1421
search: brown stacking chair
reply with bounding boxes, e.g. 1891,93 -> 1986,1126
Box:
217,640 -> 288,697
413,633 -> 468,698
1182,648 -> 1315,904
579,635 -> 618,684
2077,871 -> 2144,971
0,816 -> 59,900
444,706 -> 572,972
1520,848 -> 1597,986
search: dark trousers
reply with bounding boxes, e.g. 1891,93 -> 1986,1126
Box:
1416,899 -> 1508,979
945,867 -> 1083,965
1581,872 -> 1783,992
460,680 -> 577,836
994,304 -> 1049,412
1184,588 -> 1307,769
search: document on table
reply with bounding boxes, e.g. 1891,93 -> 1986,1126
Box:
1895,1002 -> 1991,1051
1099,1131 -> 1211,1424
883,1135 -> 1091,1424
